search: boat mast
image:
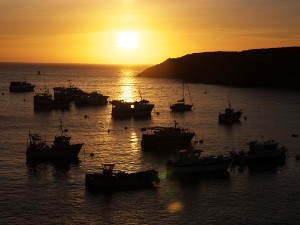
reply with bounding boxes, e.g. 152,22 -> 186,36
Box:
186,83 -> 193,104
138,88 -> 143,100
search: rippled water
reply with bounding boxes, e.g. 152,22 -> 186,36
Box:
0,63 -> 300,224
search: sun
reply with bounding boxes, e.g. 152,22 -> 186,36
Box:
117,31 -> 139,48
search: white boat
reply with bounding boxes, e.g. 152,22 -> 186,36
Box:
170,81 -> 193,112
231,138 -> 288,165
167,148 -> 232,174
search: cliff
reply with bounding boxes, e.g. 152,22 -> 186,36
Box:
138,47 -> 300,89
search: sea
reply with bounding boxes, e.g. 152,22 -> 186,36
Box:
0,62 -> 299,225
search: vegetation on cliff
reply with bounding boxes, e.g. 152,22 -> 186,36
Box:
138,47 -> 300,89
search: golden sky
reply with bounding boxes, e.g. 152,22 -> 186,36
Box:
1,0 -> 300,64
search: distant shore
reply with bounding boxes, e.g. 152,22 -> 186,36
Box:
138,47 -> 300,89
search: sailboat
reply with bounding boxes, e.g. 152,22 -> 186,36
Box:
170,81 -> 193,112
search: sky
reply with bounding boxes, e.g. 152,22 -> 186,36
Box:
1,0 -> 300,64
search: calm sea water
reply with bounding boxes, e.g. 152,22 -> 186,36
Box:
0,63 -> 300,225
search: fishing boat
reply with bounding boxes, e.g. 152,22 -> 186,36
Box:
218,100 -> 242,123
230,138 -> 288,165
74,91 -> 109,106
141,121 -> 195,150
34,88 -> 70,110
9,80 -> 35,92
167,148 -> 232,174
85,163 -> 160,191
26,120 -> 84,160
53,80 -> 84,102
170,81 -> 193,112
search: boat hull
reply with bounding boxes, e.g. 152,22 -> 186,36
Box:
26,143 -> 83,160
170,103 -> 193,112
232,150 -> 287,165
141,133 -> 195,150
112,105 -> 154,117
218,112 -> 242,123
85,170 -> 160,191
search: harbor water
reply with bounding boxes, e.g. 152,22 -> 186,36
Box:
0,63 -> 300,224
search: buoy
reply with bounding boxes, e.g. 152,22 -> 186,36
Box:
156,112 -> 160,115
124,126 -> 128,130
84,114 -> 88,119
204,91 -> 207,94
244,117 -> 247,120
37,71 -> 40,75
23,99 -> 26,101
107,129 -> 110,133
199,140 -> 204,144
90,152 -> 94,157
292,134 -> 298,138
1,92 -> 4,95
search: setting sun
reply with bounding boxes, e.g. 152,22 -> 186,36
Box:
117,31 -> 139,49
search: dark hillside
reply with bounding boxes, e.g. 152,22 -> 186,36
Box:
138,47 -> 300,89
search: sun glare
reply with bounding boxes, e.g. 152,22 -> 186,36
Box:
117,31 -> 139,48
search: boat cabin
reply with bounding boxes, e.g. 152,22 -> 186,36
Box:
102,163 -> 115,175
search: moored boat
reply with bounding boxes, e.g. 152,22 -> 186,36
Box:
167,148 -> 232,175
111,99 -> 154,117
218,100 -> 242,123
230,138 -> 288,165
75,91 -> 109,106
85,163 -> 160,191
170,81 -> 193,112
9,80 -> 35,92
53,81 -> 84,102
34,88 -> 70,110
141,121 -> 195,150
26,120 -> 84,160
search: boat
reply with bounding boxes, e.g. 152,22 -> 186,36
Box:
167,148 -> 232,174
53,80 -> 84,102
170,81 -> 193,112
141,121 -> 195,150
85,163 -> 160,191
26,120 -> 84,160
34,88 -> 70,110
74,91 -> 109,106
218,100 -> 242,123
111,99 -> 154,117
230,138 -> 288,165
9,80 -> 35,92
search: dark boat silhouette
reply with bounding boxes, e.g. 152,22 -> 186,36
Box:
26,120 -> 83,160
9,80 -> 35,92
141,121 -> 195,150
170,81 -> 193,112
85,163 -> 160,192
218,100 -> 242,123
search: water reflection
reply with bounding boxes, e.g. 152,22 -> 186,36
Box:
115,71 -> 137,102
26,157 -> 81,176
129,131 -> 139,152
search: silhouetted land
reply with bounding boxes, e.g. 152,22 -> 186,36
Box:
138,47 -> 300,89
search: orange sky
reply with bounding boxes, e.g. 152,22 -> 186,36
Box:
1,0 -> 300,64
